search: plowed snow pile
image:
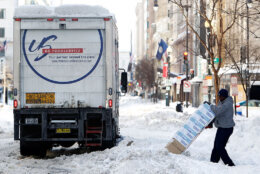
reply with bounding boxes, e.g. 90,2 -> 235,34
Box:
0,96 -> 259,174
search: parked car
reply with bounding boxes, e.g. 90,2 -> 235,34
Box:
236,100 -> 260,116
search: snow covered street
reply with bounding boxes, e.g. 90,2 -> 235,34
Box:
0,96 -> 260,174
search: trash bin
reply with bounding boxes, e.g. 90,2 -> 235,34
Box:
176,103 -> 183,112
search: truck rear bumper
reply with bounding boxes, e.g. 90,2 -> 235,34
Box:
14,108 -> 113,142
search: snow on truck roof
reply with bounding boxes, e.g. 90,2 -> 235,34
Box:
14,5 -> 114,19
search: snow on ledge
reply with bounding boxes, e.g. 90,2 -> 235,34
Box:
14,5 -> 114,19
55,5 -> 111,17
14,5 -> 54,18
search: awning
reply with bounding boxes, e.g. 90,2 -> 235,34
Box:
157,68 -> 179,78
190,76 -> 203,84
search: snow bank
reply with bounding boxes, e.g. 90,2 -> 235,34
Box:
0,105 -> 13,134
0,96 -> 260,173
14,5 -> 114,18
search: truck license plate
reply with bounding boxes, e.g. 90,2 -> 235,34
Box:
56,128 -> 71,134
26,93 -> 55,104
25,118 -> 38,124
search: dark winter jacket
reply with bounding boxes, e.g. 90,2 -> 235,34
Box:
210,96 -> 235,128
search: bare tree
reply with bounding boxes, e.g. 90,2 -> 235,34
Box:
224,1 -> 260,117
135,58 -> 156,92
169,0 -> 243,103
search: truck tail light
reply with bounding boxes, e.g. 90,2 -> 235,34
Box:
15,18 -> 21,21
108,99 -> 112,108
104,18 -> 110,21
59,18 -> 66,21
47,18 -> 54,21
72,18 -> 78,21
14,100 -> 18,108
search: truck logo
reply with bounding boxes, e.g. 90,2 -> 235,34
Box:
22,29 -> 103,84
28,35 -> 57,61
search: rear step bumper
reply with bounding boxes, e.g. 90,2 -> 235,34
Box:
14,108 -> 113,145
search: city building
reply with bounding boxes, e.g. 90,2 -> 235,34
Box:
0,0 -> 18,104
135,0 -> 147,63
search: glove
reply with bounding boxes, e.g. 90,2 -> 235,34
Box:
205,119 -> 215,129
203,101 -> 211,105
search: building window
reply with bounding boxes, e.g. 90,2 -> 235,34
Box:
0,28 -> 4,38
0,9 -> 6,19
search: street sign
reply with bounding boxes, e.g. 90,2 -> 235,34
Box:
202,86 -> 208,95
163,63 -> 168,78
203,79 -> 208,86
177,76 -> 182,85
231,76 -> 238,85
231,76 -> 238,96
205,75 -> 213,86
214,58 -> 219,64
232,85 -> 238,96
202,79 -> 208,95
214,58 -> 223,64
183,80 -> 191,93
165,79 -> 171,86
176,84 -> 180,94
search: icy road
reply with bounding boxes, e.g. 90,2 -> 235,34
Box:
0,96 -> 260,174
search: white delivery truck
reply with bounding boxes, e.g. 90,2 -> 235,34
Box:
13,5 -> 127,156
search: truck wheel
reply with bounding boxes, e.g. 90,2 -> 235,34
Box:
33,144 -> 47,157
20,141 -> 31,156
105,122 -> 116,148
20,141 -> 47,157
112,123 -> 117,146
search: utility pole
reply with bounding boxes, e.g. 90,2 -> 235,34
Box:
183,1 -> 191,108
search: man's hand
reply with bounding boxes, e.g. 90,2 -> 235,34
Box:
205,119 -> 215,129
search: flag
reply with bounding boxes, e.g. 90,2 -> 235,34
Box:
0,40 -> 7,51
156,39 -> 168,61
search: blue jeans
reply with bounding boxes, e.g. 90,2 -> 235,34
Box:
210,127 -> 234,165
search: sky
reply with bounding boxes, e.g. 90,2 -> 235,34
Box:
20,0 -> 140,52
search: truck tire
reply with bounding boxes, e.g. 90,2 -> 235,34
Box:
34,143 -> 47,157
20,141 -> 31,156
20,141 -> 47,157
103,121 -> 116,148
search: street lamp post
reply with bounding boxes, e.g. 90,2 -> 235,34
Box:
183,1 -> 191,108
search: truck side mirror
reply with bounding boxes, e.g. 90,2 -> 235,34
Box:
121,72 -> 128,93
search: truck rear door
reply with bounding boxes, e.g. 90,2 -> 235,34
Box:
20,19 -> 106,108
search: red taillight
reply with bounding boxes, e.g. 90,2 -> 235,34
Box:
72,18 -> 78,21
59,18 -> 66,21
14,100 -> 18,108
99,106 -> 103,108
47,18 -> 54,21
109,99 -> 112,108
104,18 -> 110,21
14,18 -> 21,21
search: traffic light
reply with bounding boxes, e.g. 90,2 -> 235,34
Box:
183,52 -> 188,60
